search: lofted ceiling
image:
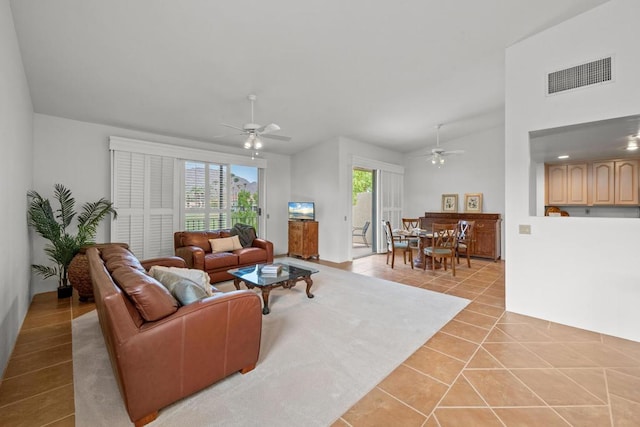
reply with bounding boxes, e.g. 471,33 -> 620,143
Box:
10,0 -> 609,155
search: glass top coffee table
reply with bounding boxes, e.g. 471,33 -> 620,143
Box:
228,262 -> 319,315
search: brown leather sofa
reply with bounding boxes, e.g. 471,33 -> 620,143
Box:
87,244 -> 262,426
174,230 -> 274,283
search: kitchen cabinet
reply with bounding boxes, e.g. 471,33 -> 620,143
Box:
546,163 -> 588,205
592,160 -> 638,205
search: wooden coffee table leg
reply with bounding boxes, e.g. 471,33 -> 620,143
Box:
303,276 -> 314,299
261,287 -> 271,315
233,278 -> 241,290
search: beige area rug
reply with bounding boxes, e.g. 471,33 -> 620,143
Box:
73,259 -> 469,426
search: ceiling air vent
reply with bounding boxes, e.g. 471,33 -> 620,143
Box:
547,57 -> 612,95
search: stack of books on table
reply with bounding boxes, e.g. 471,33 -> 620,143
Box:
261,264 -> 282,276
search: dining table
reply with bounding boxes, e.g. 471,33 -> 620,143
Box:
397,229 -> 441,270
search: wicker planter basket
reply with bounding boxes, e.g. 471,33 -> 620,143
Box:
68,243 -> 129,301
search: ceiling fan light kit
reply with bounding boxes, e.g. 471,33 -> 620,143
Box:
427,123 -> 464,166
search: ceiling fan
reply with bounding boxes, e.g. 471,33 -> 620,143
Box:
427,124 -> 464,166
215,94 -> 292,151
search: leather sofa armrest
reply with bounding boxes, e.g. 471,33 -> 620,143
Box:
118,290 -> 262,422
137,290 -> 261,330
252,238 -> 274,263
175,246 -> 205,270
139,256 -> 186,271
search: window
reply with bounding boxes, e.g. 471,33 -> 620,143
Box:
110,136 -> 266,258
184,162 -> 259,232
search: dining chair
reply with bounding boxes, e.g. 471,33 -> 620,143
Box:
455,220 -> 475,268
400,217 -> 419,240
423,223 -> 457,276
401,217 -> 420,255
401,218 -> 420,232
352,220 -> 370,247
382,220 -> 413,269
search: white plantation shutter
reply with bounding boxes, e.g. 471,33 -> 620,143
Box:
184,162 -> 231,230
378,170 -> 403,252
208,163 -> 228,229
112,151 -> 145,255
111,150 -> 177,259
147,156 -> 175,257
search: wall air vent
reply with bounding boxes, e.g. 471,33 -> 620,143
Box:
547,57 -> 612,95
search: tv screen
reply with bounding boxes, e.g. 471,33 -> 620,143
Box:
288,202 -> 315,221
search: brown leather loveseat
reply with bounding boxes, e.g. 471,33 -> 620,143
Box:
87,244 -> 262,426
174,229 -> 274,283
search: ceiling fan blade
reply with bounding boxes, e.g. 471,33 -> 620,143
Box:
212,133 -> 244,139
443,149 -> 465,155
221,123 -> 246,132
261,133 -> 292,141
257,123 -> 281,134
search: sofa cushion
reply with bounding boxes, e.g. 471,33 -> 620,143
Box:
104,253 -> 146,273
101,245 -> 146,272
148,266 -> 213,296
204,252 -> 239,270
209,236 -> 242,253
100,244 -> 130,258
172,278 -> 209,305
235,247 -> 268,265
180,232 -> 218,251
111,267 -> 179,321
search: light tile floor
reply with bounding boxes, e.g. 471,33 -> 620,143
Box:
335,255 -> 640,426
1,254 -> 639,426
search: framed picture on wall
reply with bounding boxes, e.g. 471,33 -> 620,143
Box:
441,194 -> 458,212
464,193 -> 483,213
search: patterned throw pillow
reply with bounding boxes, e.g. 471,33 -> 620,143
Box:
148,266 -> 212,296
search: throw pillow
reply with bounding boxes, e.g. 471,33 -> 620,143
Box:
148,265 -> 212,296
172,278 -> 209,305
209,235 -> 243,253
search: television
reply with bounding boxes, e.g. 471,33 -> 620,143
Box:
288,201 -> 315,221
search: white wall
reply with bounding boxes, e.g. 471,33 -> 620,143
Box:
262,153 -> 291,256
32,114 -> 292,293
505,0 -> 640,341
291,136 -> 403,263
404,125 -> 506,253
0,0 -> 34,375
291,138 -> 341,261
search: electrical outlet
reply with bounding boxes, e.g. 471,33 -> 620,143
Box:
519,224 -> 531,235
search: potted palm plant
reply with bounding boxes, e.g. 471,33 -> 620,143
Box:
27,184 -> 117,298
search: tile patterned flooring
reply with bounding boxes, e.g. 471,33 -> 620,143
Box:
1,254 -> 640,426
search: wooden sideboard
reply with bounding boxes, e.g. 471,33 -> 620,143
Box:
288,220 -> 319,260
419,212 -> 502,261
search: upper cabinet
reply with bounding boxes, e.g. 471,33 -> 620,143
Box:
547,158 -> 639,206
546,163 -> 588,205
592,160 -> 639,205
592,161 -> 615,204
